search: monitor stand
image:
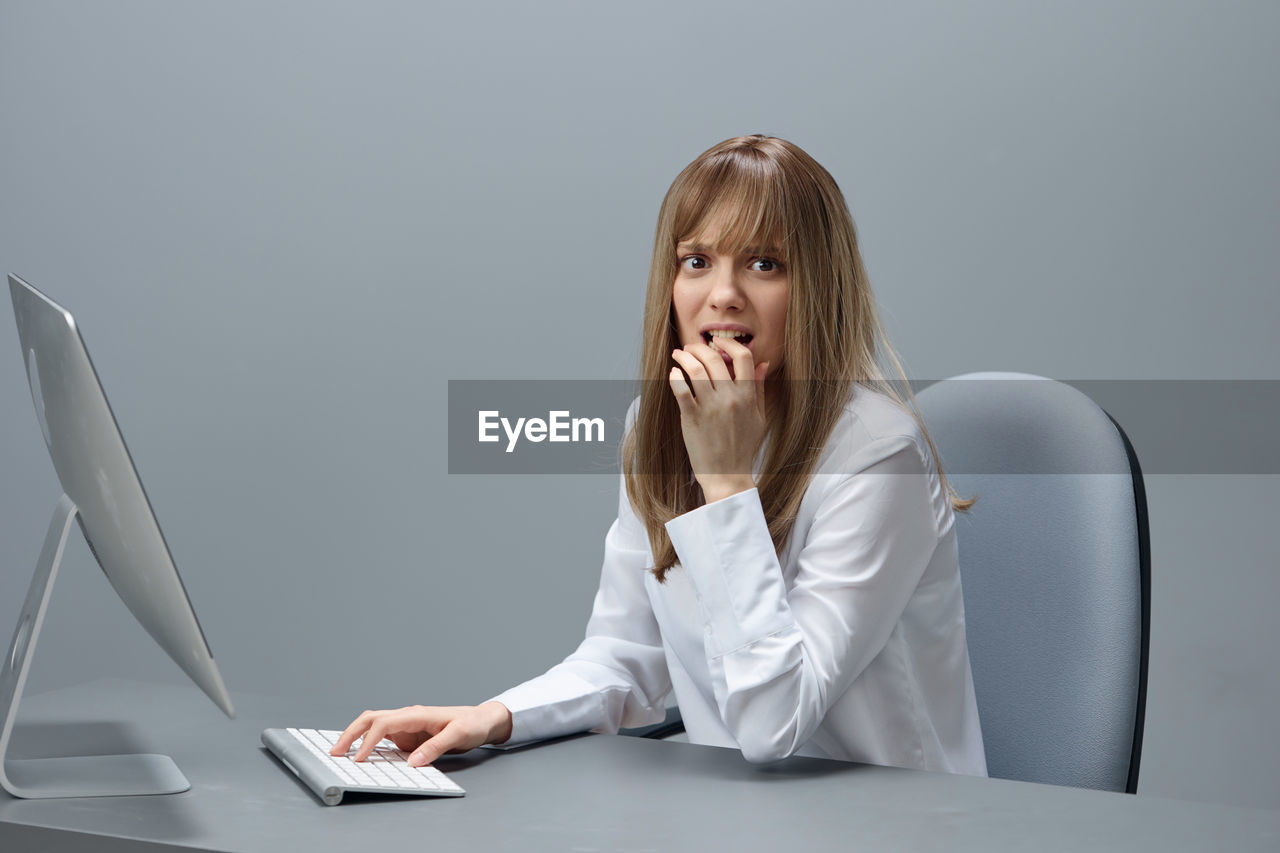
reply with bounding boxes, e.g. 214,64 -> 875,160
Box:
0,495 -> 190,798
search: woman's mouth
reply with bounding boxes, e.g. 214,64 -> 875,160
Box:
702,329 -> 753,376
702,329 -> 753,347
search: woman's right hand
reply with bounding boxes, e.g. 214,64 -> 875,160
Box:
329,701 -> 513,767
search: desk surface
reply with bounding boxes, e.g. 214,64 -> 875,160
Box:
2,680 -> 1278,853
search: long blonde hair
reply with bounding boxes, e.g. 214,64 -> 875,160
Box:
624,135 -> 970,582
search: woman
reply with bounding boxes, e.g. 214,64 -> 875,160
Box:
332,135 -> 987,775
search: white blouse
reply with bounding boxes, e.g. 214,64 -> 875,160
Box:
489,388 -> 987,774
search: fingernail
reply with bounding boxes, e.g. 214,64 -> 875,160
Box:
407,753 -> 423,767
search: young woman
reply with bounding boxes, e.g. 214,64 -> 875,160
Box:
332,135 -> 987,776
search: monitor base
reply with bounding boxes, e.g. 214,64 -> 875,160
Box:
4,754 -> 190,798
0,495 -> 190,798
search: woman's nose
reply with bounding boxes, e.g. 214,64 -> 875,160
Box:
708,267 -> 745,310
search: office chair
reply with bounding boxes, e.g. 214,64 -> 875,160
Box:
915,372 -> 1149,793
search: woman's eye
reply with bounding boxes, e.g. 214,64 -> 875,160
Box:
679,256 -> 708,271
750,258 -> 782,273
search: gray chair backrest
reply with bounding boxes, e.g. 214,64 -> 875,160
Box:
916,373 -> 1149,792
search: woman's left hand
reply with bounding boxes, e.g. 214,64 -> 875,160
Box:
669,337 -> 770,504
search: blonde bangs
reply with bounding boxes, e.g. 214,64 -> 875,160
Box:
669,149 -> 791,260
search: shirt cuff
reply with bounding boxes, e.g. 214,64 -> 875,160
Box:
664,488 -> 793,657
482,668 -> 602,748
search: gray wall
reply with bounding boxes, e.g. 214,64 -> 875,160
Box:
2,0 -> 1277,811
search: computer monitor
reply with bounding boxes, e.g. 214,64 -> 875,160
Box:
1,273 -> 234,799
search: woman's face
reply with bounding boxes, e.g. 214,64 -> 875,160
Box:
671,214 -> 789,380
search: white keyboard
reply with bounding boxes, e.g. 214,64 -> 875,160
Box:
262,727 -> 465,806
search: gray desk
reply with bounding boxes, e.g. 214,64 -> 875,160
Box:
2,680 -> 1277,852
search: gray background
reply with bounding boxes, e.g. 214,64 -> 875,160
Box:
1,0 -> 1276,811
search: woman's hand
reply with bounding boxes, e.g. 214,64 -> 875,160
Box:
329,702 -> 513,767
669,337 -> 769,504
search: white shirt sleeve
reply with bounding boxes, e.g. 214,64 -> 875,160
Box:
486,471 -> 672,746
663,434 -> 942,764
